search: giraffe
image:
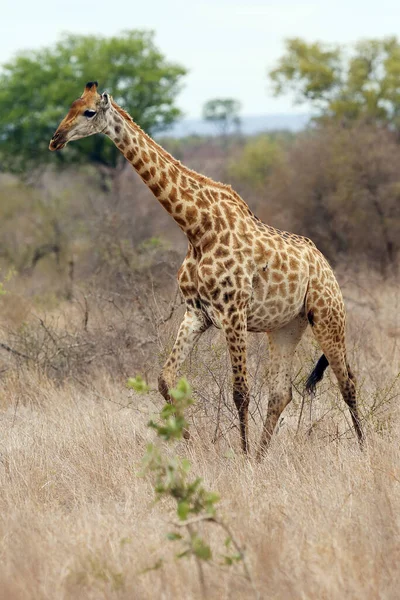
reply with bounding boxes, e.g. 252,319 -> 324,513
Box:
49,82 -> 364,456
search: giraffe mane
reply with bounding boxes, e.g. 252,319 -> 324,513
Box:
110,100 -> 252,210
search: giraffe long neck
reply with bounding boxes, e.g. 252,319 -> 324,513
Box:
104,102 -> 252,246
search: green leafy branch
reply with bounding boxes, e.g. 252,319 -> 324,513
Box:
127,376 -> 258,598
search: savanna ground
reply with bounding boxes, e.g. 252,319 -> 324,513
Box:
1,264 -> 399,599
1,126 -> 400,598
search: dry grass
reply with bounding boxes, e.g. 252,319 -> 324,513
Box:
0,370 -> 399,599
0,271 -> 400,599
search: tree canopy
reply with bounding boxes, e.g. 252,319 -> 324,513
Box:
269,36 -> 400,127
0,30 -> 187,172
227,134 -> 285,192
202,98 -> 242,137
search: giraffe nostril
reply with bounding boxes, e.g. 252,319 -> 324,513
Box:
49,132 -> 65,151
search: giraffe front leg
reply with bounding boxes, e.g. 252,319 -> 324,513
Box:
224,311 -> 250,454
158,309 -> 210,403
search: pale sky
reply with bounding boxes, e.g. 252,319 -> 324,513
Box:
1,0 -> 399,118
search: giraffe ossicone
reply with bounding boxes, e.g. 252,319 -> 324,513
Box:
50,82 -> 364,455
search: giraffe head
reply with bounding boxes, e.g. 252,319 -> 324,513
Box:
49,81 -> 111,151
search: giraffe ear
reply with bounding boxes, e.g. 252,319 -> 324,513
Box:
100,92 -> 111,110
82,81 -> 98,96
85,81 -> 99,92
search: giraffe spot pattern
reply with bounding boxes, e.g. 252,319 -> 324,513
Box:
80,100 -> 363,453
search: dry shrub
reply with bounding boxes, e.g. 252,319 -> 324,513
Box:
0,279 -> 180,382
261,122 -> 400,273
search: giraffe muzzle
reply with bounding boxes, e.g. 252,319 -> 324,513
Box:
49,132 -> 66,151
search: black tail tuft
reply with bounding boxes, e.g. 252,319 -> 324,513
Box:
305,354 -> 329,394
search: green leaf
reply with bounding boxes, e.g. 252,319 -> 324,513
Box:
170,378 -> 192,402
170,389 -> 185,401
205,492 -> 220,505
160,404 -> 176,419
231,553 -> 243,561
221,552 -> 242,565
177,501 -> 190,521
187,477 -> 202,493
166,532 -> 183,541
180,458 -> 191,473
126,376 -> 149,393
192,537 -> 212,561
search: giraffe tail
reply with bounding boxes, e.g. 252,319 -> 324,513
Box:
305,354 -> 329,395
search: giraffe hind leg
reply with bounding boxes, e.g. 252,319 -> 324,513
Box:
329,354 -> 364,446
343,361 -> 364,445
308,311 -> 364,446
257,313 -> 308,459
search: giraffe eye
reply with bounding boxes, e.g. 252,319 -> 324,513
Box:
83,110 -> 96,118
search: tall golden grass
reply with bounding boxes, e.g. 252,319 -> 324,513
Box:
0,270 -> 399,599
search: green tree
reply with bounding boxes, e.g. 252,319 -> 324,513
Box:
0,30 -> 187,172
202,98 -> 242,137
227,134 -> 285,191
269,36 -> 400,127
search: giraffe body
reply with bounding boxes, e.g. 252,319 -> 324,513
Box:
50,82 -> 364,455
